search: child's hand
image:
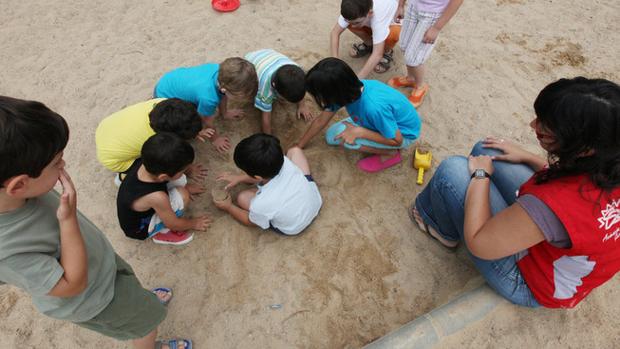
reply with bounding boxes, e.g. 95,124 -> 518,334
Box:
186,183 -> 206,200
334,122 -> 361,145
394,5 -> 404,23
211,134 -> 232,153
213,194 -> 233,210
56,169 -> 77,222
217,172 -> 243,190
296,102 -> 315,122
482,136 -> 534,164
196,128 -> 216,142
191,215 -> 212,231
185,163 -> 208,181
422,26 -> 440,44
224,109 -> 245,120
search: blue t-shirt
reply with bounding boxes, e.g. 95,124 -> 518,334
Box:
335,80 -> 421,140
154,63 -> 223,117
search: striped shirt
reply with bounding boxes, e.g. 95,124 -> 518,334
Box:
245,49 -> 299,112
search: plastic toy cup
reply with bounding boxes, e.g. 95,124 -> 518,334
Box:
212,0 -> 240,12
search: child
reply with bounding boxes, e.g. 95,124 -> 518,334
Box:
154,57 -> 259,152
117,132 -> 210,245
96,98 -> 210,185
298,58 -> 421,173
214,134 -> 322,236
245,49 -> 312,134
330,0 -> 404,78
388,0 -> 463,107
0,96 -> 191,349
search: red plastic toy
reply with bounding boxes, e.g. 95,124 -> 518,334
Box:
212,0 -> 240,12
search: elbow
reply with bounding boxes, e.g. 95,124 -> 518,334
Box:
66,277 -> 88,297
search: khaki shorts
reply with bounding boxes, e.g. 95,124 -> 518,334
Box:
75,254 -> 167,340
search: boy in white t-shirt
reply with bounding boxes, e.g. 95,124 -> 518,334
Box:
214,134 -> 322,235
331,0 -> 404,78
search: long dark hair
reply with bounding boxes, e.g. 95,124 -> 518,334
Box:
534,77 -> 620,190
305,58 -> 363,110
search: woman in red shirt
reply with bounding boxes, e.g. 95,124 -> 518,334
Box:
410,77 -> 620,307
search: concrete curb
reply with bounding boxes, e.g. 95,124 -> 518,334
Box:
364,285 -> 506,349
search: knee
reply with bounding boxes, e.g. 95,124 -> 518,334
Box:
325,123 -> 345,146
177,186 -> 191,207
436,156 -> 470,179
236,190 -> 256,210
470,141 -> 502,157
286,146 -> 303,159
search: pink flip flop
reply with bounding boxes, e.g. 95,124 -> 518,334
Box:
356,151 -> 402,173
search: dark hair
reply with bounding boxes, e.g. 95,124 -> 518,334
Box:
305,58 -> 363,109
149,98 -> 202,140
533,77 -> 620,190
233,133 -> 284,178
273,65 -> 306,103
141,132 -> 194,177
0,96 -> 69,185
341,0 -> 373,20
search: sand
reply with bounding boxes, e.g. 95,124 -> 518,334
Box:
1,0 -> 619,348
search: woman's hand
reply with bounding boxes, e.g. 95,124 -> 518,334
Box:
468,155 -> 494,176
482,136 -> 541,165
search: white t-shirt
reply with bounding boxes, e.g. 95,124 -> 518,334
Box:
337,0 -> 399,44
249,157 -> 322,235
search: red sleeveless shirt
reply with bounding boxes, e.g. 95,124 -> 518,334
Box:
517,174 -> 620,308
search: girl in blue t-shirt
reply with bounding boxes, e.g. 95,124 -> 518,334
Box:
297,58 -> 422,173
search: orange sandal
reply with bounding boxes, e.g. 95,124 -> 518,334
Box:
409,83 -> 429,108
388,76 -> 417,89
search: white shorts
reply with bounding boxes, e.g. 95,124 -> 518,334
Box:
147,175 -> 187,237
399,6 -> 442,67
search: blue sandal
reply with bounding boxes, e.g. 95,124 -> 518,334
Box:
152,287 -> 173,306
155,339 -> 192,349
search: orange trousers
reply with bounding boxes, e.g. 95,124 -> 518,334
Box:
348,24 -> 401,51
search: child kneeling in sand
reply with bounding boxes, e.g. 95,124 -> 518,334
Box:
0,96 -> 191,349
214,134 -> 322,236
96,98 -> 210,185
117,132 -> 210,245
154,57 -> 258,153
245,48 -> 313,134
297,57 -> 421,173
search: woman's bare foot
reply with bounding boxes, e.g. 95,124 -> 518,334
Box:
410,204 -> 459,248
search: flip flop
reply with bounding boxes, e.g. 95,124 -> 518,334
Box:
356,151 -> 402,173
408,201 -> 458,252
155,339 -> 192,349
408,84 -> 429,108
152,287 -> 173,305
388,76 -> 417,89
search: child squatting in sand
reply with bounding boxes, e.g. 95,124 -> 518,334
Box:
116,132 -> 210,245
154,57 -> 258,153
213,133 -> 322,236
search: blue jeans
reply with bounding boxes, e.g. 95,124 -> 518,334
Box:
414,141 -> 540,307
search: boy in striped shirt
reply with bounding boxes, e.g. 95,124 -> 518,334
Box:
245,49 -> 312,134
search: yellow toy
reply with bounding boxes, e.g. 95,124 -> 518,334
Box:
413,148 -> 432,185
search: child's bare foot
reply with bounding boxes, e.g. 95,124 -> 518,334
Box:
408,203 -> 459,249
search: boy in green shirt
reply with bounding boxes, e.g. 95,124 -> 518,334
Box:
0,96 -> 190,349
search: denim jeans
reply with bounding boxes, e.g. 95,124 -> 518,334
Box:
414,141 -> 540,307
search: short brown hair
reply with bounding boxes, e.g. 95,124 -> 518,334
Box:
218,57 -> 258,97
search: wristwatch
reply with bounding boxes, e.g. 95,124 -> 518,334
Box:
470,169 -> 491,180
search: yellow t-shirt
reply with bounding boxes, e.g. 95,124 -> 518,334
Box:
95,99 -> 165,172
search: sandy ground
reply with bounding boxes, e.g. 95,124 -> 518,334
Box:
1,0 -> 619,348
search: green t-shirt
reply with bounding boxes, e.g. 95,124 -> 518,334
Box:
0,191 -> 116,322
